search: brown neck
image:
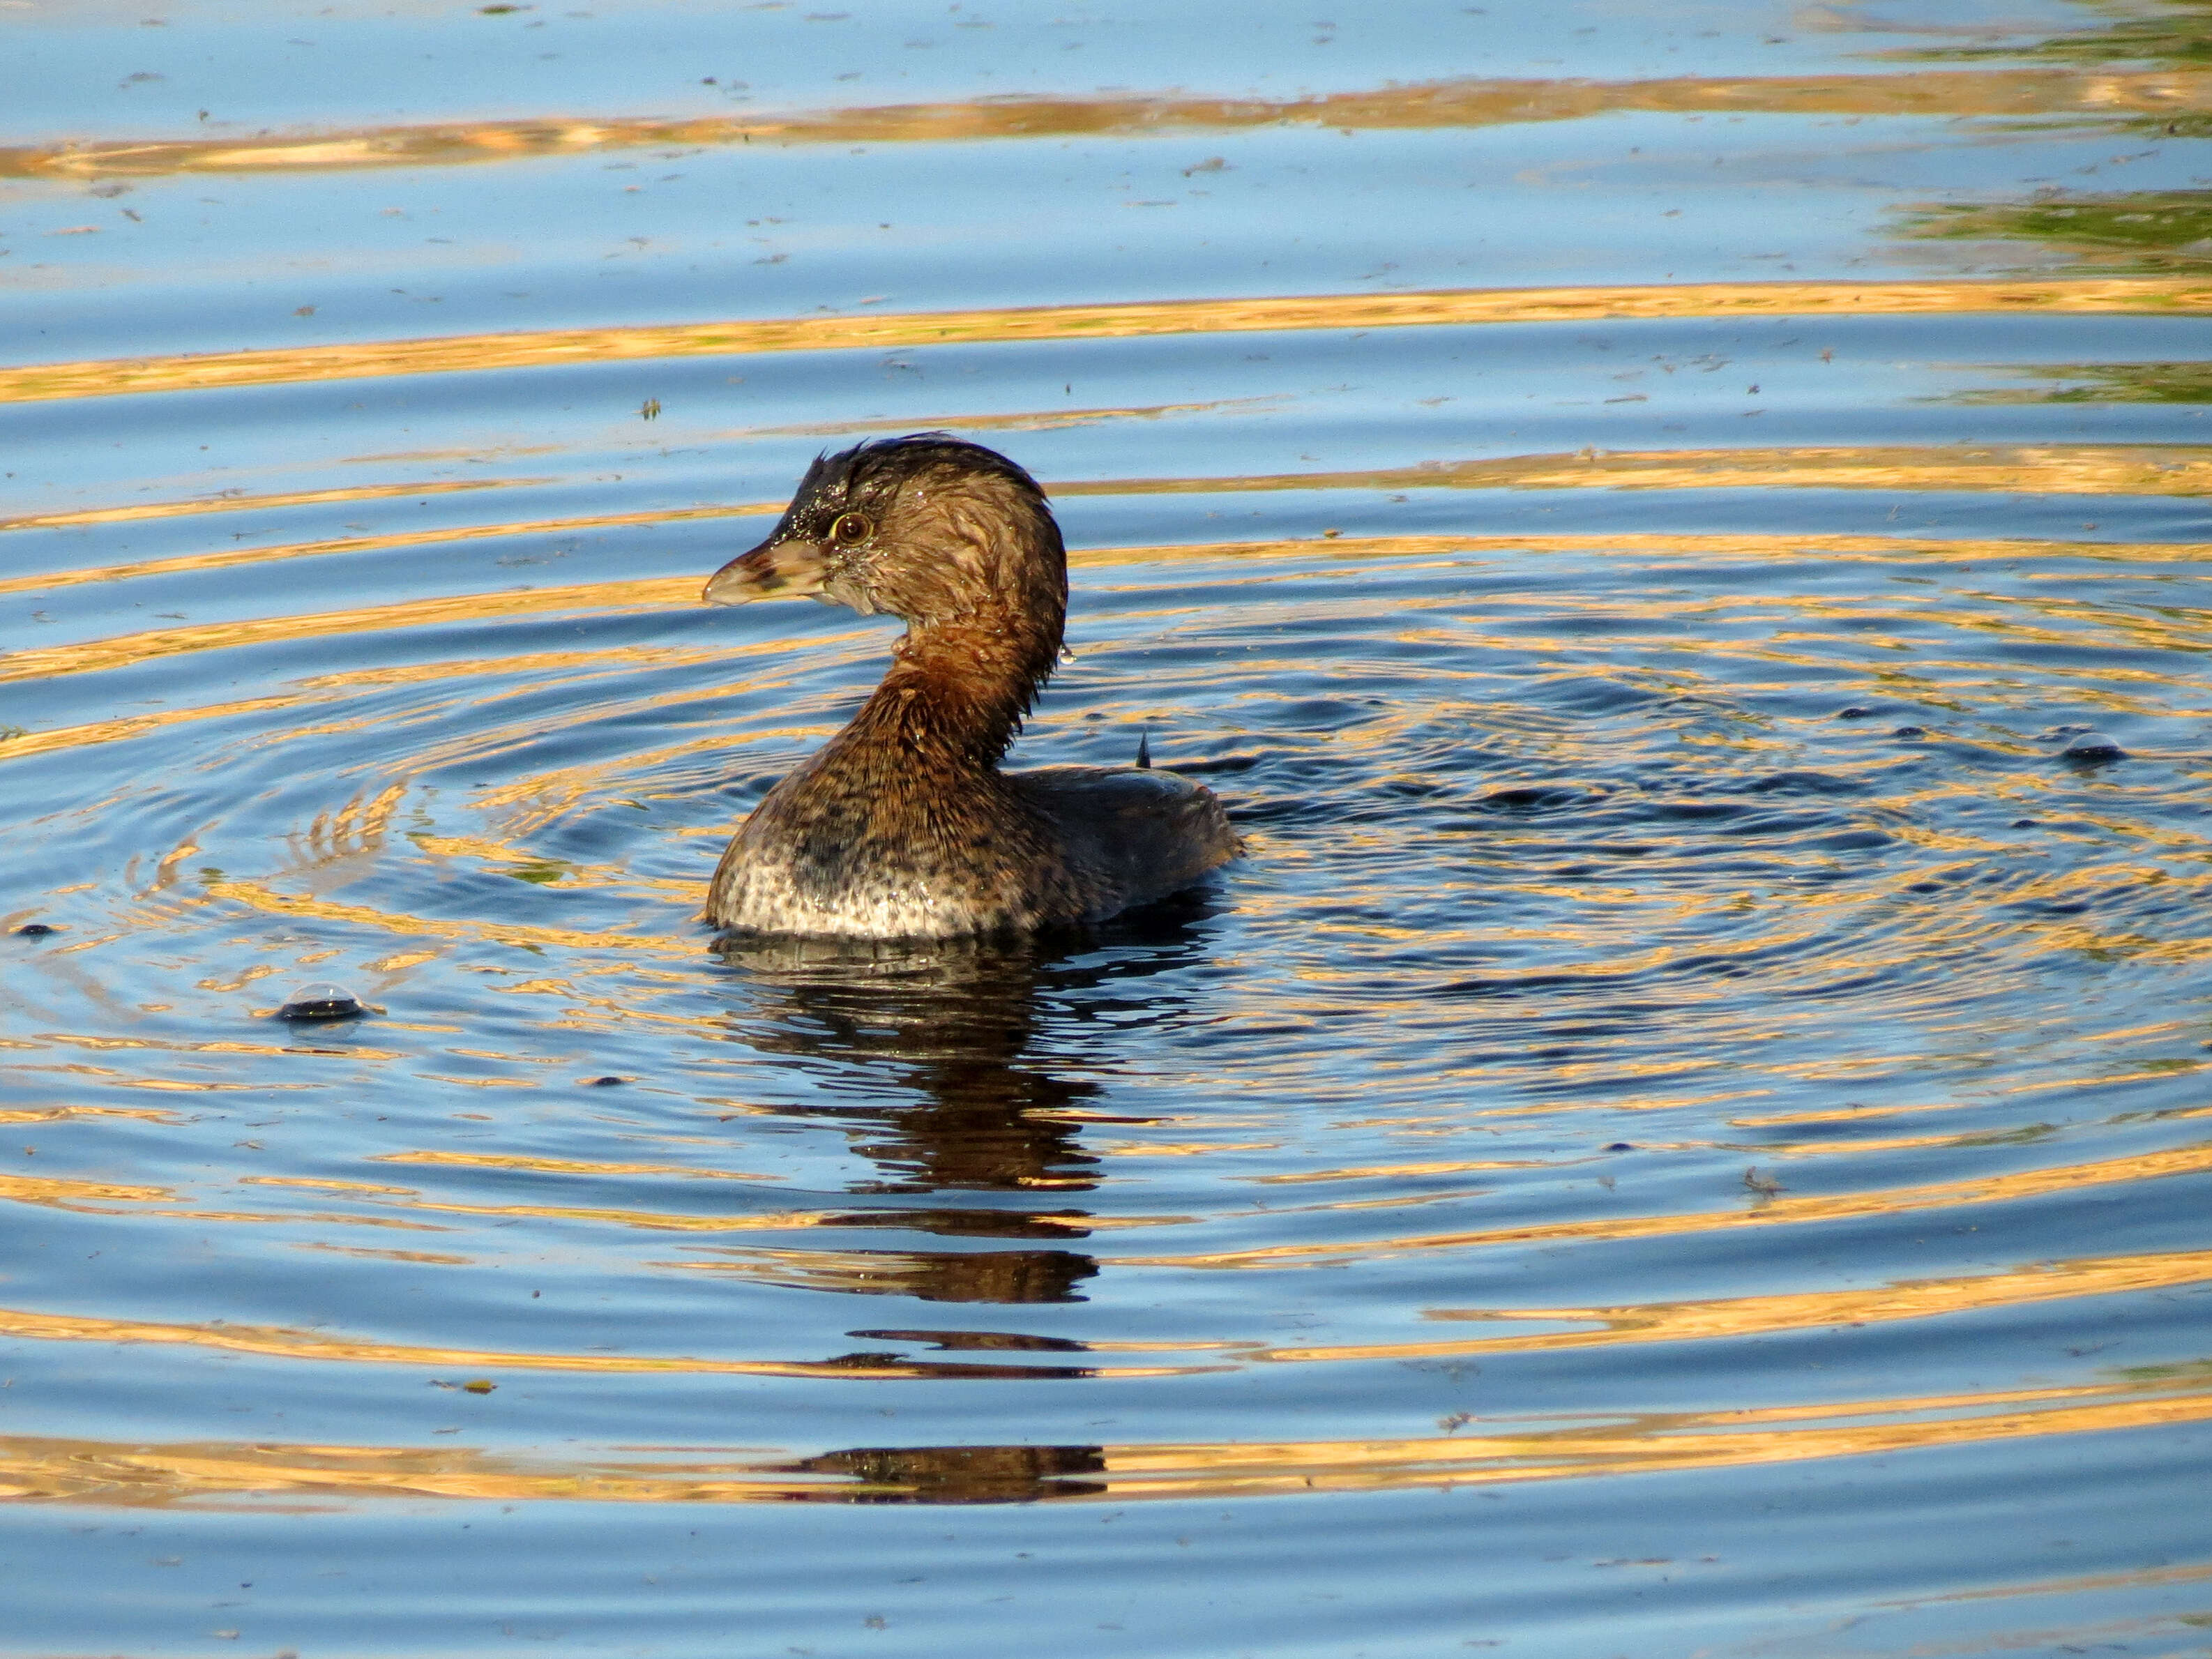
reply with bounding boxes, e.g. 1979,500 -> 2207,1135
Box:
844,609 -> 1063,772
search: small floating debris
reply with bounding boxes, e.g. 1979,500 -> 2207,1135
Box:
1742,1165 -> 1784,1197
1603,1142 -> 1636,1152
277,982 -> 365,1021
1835,706 -> 1874,720
586,1075 -> 627,1086
2059,732 -> 2124,762
13,923 -> 57,937
1891,725 -> 1927,738
2011,819 -> 2039,829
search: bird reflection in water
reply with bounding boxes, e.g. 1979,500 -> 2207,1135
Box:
712,911 -> 1223,1502
784,1442 -> 1110,1504
710,889 -> 1220,1310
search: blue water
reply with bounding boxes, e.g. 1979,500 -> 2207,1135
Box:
3,1 -> 2211,1654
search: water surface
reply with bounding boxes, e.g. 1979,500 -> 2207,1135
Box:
3,1 -> 2212,1654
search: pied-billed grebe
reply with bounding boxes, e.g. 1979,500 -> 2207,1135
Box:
701,434 -> 1238,938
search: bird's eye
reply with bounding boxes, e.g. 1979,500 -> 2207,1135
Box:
829,512 -> 872,545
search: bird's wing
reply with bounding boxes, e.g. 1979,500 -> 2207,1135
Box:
1011,765 -> 1239,915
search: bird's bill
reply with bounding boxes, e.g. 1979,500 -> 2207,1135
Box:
702,537 -> 830,605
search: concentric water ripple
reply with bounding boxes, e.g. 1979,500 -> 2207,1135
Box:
6,1 -> 2212,1654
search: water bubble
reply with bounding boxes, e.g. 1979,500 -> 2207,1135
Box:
277,983 -> 365,1021
2060,732 -> 2123,762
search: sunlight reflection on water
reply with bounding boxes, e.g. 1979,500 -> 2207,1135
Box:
3,0 -> 2211,1654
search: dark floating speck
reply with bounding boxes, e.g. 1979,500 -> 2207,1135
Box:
2060,732 -> 2123,762
1836,706 -> 1874,720
278,982 -> 365,1021
2011,819 -> 2039,829
1892,725 -> 1926,738
1603,1142 -> 1636,1152
587,1075 -> 627,1086
14,923 -> 56,937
